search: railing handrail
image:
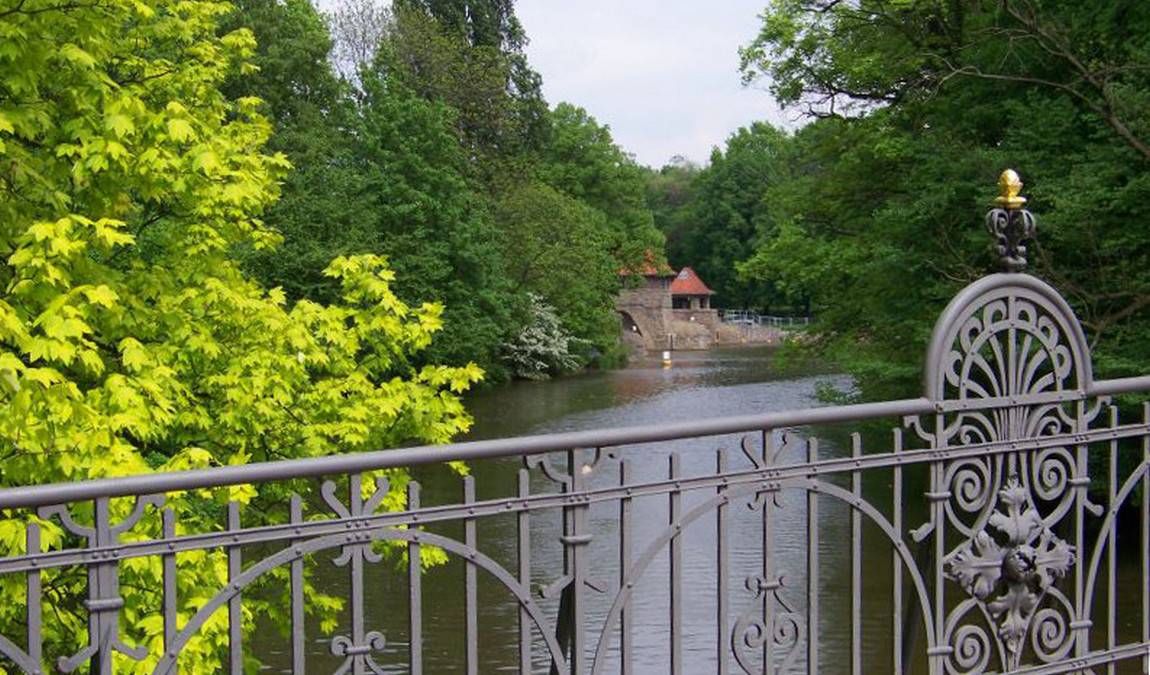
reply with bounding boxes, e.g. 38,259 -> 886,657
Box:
718,310 -> 812,326
0,397 -> 931,510
2,373 -> 1149,510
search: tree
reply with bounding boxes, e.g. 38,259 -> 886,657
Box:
739,1 -> 1150,159
736,1 -> 1150,397
493,181 -> 620,363
737,112 -> 986,397
378,5 -> 548,178
644,157 -> 701,265
395,0 -> 526,51
502,293 -> 583,379
669,123 -> 791,311
353,68 -> 515,373
394,0 -> 547,157
328,0 -> 391,79
227,0 -> 514,376
222,0 -> 373,305
0,0 -> 481,665
539,103 -> 665,270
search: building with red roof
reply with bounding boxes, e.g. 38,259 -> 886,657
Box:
616,260 -> 720,350
670,267 -> 715,310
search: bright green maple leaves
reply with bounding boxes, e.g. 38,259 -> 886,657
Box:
0,0 -> 482,667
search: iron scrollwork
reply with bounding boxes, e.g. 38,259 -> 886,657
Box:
731,574 -> 804,675
945,478 -> 1075,668
915,170 -> 1100,672
38,495 -> 164,672
321,474 -> 391,674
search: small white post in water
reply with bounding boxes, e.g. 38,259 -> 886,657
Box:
662,350 -> 672,368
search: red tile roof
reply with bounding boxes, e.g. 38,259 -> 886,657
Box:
670,267 -> 715,295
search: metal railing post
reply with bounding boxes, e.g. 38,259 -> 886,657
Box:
552,447 -> 591,675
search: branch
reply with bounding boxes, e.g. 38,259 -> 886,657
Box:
1089,294 -> 1150,345
996,0 -> 1150,161
0,0 -> 104,18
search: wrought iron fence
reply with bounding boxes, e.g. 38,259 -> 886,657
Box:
1,171 -> 1149,673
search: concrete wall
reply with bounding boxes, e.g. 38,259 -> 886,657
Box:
670,308 -> 717,330
666,319 -> 712,350
713,323 -> 783,346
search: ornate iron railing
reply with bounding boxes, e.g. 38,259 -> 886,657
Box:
1,172 -> 1149,673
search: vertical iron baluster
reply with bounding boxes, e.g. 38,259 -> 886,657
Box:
931,414 -> 949,673
348,475 -> 366,675
850,433 -> 862,675
227,501 -> 242,675
891,429 -> 904,675
716,449 -> 728,675
93,497 -> 114,675
408,482 -> 423,675
1107,406 -> 1118,675
807,438 -> 819,673
1074,401 -> 1088,660
517,470 -> 531,675
464,476 -> 478,675
53,495 -> 153,674
1143,403 -> 1149,659
669,453 -> 682,675
289,496 -> 305,675
763,430 -> 775,672
162,508 -> 178,675
556,447 -> 590,675
619,459 -> 632,675
25,523 -> 40,671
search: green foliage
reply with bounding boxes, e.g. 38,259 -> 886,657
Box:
223,0 -> 368,305
353,69 -> 514,372
379,5 -> 548,178
733,0 -> 1150,399
256,1 -> 662,378
644,157 -> 701,263
653,123 -> 792,311
539,103 -> 665,269
231,0 -> 514,377
234,0 -> 663,379
493,181 -> 619,361
0,0 -> 481,665
394,0 -> 526,53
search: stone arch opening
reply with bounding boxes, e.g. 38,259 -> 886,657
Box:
618,310 -> 642,336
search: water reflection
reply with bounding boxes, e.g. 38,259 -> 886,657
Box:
254,347 -> 864,672
463,347 -> 838,441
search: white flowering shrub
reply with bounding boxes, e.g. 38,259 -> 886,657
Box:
503,294 -> 585,379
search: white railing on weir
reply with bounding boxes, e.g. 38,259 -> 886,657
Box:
719,310 -> 811,328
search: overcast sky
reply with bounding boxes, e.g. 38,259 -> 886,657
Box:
516,1 -> 791,168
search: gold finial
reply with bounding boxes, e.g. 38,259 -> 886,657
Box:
995,169 -> 1027,210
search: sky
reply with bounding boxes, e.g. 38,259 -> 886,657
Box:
515,0 -> 792,168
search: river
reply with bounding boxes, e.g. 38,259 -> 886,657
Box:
254,346 -> 1144,673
